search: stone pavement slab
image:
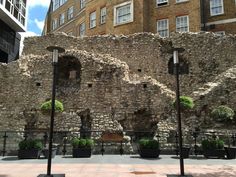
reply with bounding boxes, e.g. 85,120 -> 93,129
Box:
0,155 -> 236,177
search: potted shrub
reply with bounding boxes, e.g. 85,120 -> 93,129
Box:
138,138 -> 160,158
72,138 -> 94,158
40,99 -> 64,115
201,139 -> 225,158
210,105 -> 235,123
224,146 -> 236,159
18,139 -> 43,159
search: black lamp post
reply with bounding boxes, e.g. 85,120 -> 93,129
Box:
38,46 -> 65,177
167,48 -> 192,177
174,48 -> 185,176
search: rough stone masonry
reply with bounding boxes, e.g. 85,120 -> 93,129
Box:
0,32 -> 236,153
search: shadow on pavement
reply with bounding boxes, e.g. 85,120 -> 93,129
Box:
130,155 -> 162,160
1,157 -> 18,161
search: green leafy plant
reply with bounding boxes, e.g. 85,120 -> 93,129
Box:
201,139 -> 224,150
72,138 -> 94,148
40,100 -> 64,113
19,139 -> 43,150
173,96 -> 194,111
210,105 -> 235,122
139,138 -> 159,149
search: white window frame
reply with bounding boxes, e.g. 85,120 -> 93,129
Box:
67,6 -> 74,20
59,13 -> 65,25
52,19 -> 57,30
53,0 -> 60,11
157,19 -> 169,37
176,0 -> 189,3
156,0 -> 168,7
90,11 -> 96,28
210,0 -> 224,16
79,22 -> 86,37
114,1 -> 133,26
100,7 -> 106,24
176,15 -> 189,32
80,0 -> 86,9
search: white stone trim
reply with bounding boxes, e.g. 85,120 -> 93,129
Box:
205,18 -> 236,26
113,0 -> 133,26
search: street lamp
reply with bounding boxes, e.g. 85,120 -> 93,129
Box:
38,46 -> 65,177
167,48 -> 192,177
174,48 -> 185,177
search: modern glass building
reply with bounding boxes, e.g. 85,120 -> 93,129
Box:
0,0 -> 27,63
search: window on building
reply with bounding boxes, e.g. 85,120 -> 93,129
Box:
67,6 -> 74,20
60,0 -> 67,5
0,0 -> 3,4
59,13 -> 65,25
80,0 -> 86,9
157,19 -> 169,37
176,15 -> 189,32
53,0 -> 60,11
79,22 -> 86,36
210,0 -> 224,16
90,11 -> 96,28
100,7 -> 106,24
157,0 -> 168,7
4,0 -> 26,26
52,19 -> 58,30
114,1 -> 133,25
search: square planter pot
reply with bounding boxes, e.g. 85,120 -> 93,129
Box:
73,148 -> 92,158
181,147 -> 191,159
224,147 -> 236,159
139,149 -> 161,158
18,149 -> 41,159
203,149 -> 225,159
42,147 -> 57,159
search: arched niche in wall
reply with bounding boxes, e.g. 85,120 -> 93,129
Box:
58,56 -> 81,88
168,57 -> 190,75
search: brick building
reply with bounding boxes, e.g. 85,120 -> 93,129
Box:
43,0 -> 236,37
0,0 -> 27,63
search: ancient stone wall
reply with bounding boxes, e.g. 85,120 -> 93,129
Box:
1,32 -> 236,154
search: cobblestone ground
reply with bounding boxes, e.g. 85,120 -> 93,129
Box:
0,155 -> 236,177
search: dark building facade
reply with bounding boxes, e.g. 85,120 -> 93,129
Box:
0,0 -> 27,63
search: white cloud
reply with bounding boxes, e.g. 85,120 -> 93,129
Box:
28,0 -> 51,8
34,19 -> 45,31
19,31 -> 39,55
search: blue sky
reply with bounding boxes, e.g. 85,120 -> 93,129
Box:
20,0 -> 50,53
23,0 -> 50,36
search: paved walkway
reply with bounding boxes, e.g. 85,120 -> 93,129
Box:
0,155 -> 236,177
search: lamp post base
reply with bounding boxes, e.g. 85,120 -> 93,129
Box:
167,175 -> 193,177
37,174 -> 65,177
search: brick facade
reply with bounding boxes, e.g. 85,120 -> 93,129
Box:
43,0 -> 236,36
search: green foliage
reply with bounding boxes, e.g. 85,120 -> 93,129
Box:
210,105 -> 235,122
72,138 -> 94,148
19,139 -> 43,150
173,96 -> 194,111
201,139 -> 224,150
139,138 -> 159,149
40,100 -> 64,113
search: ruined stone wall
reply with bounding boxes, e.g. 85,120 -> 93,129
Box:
23,32 -> 236,96
1,32 -> 236,154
